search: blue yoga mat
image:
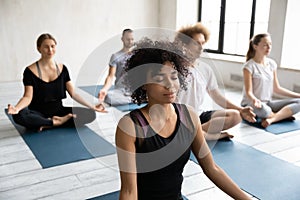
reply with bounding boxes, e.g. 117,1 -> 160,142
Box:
87,191 -> 119,200
79,85 -> 146,112
190,139 -> 300,200
266,120 -> 300,134
244,118 -> 300,134
5,110 -> 116,168
110,103 -> 146,112
79,85 -> 112,98
87,191 -> 188,200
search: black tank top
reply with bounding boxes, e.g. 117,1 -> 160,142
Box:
129,103 -> 195,200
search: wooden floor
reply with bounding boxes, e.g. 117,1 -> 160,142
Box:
1,81 -> 300,200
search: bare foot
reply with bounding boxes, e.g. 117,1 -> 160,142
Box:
205,132 -> 234,141
261,118 -> 272,128
37,117 -> 52,132
52,114 -> 74,126
262,116 -> 296,128
38,125 -> 52,132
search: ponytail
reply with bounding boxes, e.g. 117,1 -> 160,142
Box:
246,40 -> 255,61
245,33 -> 270,61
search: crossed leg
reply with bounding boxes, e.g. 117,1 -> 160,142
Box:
201,109 -> 241,140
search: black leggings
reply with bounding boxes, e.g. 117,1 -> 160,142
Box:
12,107 -> 96,130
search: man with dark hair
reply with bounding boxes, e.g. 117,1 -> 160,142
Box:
98,29 -> 134,105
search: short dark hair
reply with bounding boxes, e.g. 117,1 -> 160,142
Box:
124,38 -> 190,105
122,29 -> 133,36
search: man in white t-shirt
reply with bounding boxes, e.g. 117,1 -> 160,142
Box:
98,29 -> 134,105
176,23 -> 256,140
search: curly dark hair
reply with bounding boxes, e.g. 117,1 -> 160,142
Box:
124,37 -> 190,105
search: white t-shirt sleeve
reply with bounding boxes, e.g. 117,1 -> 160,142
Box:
243,62 -> 254,74
177,61 -> 219,115
241,58 -> 275,104
195,61 -> 219,91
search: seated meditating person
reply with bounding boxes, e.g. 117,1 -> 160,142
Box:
116,38 -> 251,200
241,33 -> 300,128
98,28 -> 135,105
7,33 -> 106,131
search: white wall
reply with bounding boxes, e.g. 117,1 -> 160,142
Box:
268,0 -> 287,66
0,0 -> 159,82
158,0 -> 177,29
175,0 -> 199,29
281,0 -> 300,70
158,0 -> 199,30
1,0 -> 300,92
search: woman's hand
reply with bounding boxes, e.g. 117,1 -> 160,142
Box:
7,104 -> 19,114
253,98 -> 262,108
94,103 -> 108,113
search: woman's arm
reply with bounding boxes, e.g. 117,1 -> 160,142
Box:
188,107 -> 251,200
8,86 -> 33,114
116,116 -> 138,200
66,81 -> 107,112
273,70 -> 300,98
243,68 -> 261,108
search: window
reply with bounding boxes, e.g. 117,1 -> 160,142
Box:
281,0 -> 300,70
199,0 -> 271,56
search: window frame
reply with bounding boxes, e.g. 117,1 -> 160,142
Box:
198,0 -> 257,56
